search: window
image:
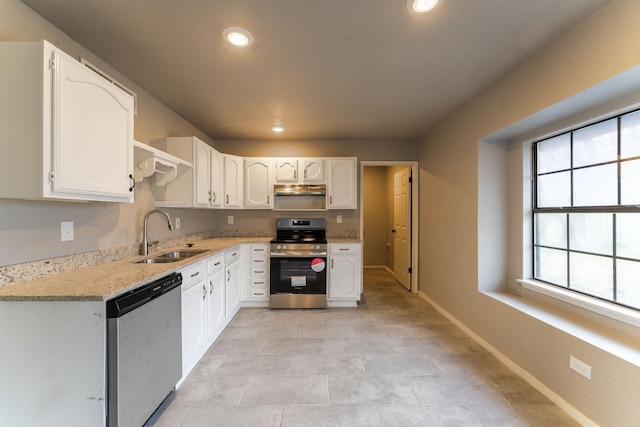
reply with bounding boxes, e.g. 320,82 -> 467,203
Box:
533,110 -> 640,311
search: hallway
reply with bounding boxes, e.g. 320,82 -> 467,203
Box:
146,267 -> 578,426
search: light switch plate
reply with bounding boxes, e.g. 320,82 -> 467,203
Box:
175,218 -> 181,229
228,215 -> 234,224
337,215 -> 342,224
61,221 -> 74,241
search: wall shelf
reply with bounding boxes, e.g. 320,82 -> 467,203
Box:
133,141 -> 192,186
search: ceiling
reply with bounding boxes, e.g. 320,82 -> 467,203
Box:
20,0 -> 611,141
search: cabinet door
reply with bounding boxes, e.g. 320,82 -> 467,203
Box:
182,280 -> 207,372
224,155 -> 243,208
328,158 -> 357,209
302,159 -> 326,183
210,148 -> 224,208
328,255 -> 361,299
225,260 -> 242,318
194,140 -> 211,207
207,269 -> 225,340
275,159 -> 298,182
244,158 -> 273,208
53,50 -> 134,202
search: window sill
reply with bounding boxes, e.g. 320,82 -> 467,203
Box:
517,278 -> 640,329
482,288 -> 640,369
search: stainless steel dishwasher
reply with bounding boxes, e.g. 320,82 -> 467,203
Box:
106,273 -> 182,427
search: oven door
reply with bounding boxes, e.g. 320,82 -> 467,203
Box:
270,256 -> 327,294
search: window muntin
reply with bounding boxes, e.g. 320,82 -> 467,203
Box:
533,110 -> 640,311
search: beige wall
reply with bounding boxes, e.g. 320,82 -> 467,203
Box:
419,1 -> 640,425
363,167 -> 388,266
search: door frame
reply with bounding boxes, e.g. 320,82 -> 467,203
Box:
360,161 -> 419,294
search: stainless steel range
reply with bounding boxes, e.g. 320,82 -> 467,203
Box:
270,218 -> 327,309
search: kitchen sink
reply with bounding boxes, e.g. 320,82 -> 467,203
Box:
136,249 -> 208,264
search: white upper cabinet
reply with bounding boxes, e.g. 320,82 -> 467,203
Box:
274,158 -> 298,183
301,158 -> 326,183
244,158 -> 274,209
328,158 -> 357,209
275,158 -> 326,184
224,154 -> 243,208
194,140 -> 212,207
0,40 -> 135,203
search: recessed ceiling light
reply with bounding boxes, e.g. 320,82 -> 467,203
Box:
222,27 -> 253,47
272,125 -> 285,133
408,0 -> 442,14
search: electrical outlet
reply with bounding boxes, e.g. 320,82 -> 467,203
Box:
337,215 -> 342,224
228,215 -> 234,225
61,221 -> 74,241
175,218 -> 181,229
570,355 -> 592,380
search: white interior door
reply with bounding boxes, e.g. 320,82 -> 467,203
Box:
393,167 -> 411,290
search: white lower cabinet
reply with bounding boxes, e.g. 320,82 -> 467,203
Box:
180,261 -> 207,375
246,243 -> 269,302
225,247 -> 242,318
328,243 -> 362,303
206,254 -> 226,341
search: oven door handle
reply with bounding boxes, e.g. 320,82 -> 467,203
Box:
270,252 -> 327,258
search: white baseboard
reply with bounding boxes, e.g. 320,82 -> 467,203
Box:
417,291 -> 598,427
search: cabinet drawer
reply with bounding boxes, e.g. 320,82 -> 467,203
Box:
225,247 -> 241,264
250,257 -> 268,268
250,266 -> 268,277
329,243 -> 361,255
207,254 -> 224,274
249,244 -> 268,255
180,261 -> 206,289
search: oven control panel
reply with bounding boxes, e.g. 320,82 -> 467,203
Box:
270,243 -> 327,257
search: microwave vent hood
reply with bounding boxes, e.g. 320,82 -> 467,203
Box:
274,184 -> 326,196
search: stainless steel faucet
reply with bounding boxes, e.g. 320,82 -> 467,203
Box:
142,209 -> 175,255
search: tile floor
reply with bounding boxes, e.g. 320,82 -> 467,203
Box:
146,267 -> 579,426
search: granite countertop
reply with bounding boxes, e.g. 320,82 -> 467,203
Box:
0,237 -> 271,302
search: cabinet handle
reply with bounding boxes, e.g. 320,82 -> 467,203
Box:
208,191 -> 212,203
214,261 -> 221,266
227,270 -> 231,282
255,270 -> 264,274
212,192 -> 217,202
339,248 -> 349,251
209,280 -> 213,294
267,195 -> 270,204
232,252 -> 237,257
330,195 -> 333,204
202,283 -> 206,300
254,259 -> 264,263
226,194 -> 229,204
254,292 -> 265,296
294,170 -> 297,179
331,259 -> 334,268
191,271 -> 200,278
254,248 -> 264,252
128,174 -> 135,192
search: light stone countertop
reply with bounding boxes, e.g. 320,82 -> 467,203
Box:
0,237 -> 271,302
